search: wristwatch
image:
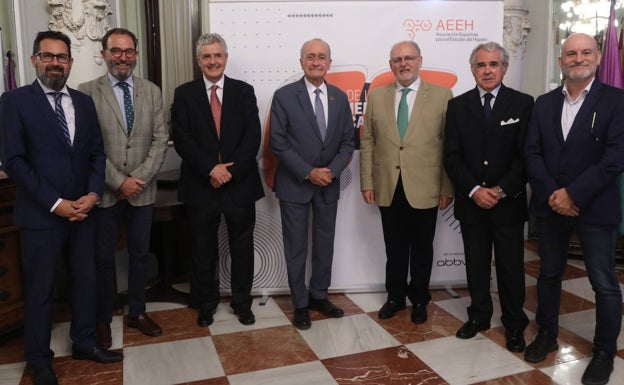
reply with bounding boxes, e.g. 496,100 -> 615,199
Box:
496,186 -> 506,198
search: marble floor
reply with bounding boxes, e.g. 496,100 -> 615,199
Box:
1,246 -> 624,385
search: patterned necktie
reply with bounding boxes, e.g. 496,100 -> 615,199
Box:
397,88 -> 410,141
50,92 -> 71,146
483,92 -> 493,118
210,85 -> 222,137
314,88 -> 327,140
118,82 -> 134,135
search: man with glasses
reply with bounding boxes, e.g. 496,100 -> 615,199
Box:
78,28 -> 169,349
0,30 -> 122,385
269,38 -> 354,330
360,40 -> 453,324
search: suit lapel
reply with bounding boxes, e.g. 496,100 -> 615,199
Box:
465,87 -> 485,123
295,78 -> 323,141
383,85 -> 401,143
97,75 -> 127,135
566,82 -> 602,143
32,81 -> 73,150
193,78 -> 217,138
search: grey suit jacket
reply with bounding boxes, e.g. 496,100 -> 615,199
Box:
360,81 -> 454,208
269,77 -> 354,204
78,75 -> 169,208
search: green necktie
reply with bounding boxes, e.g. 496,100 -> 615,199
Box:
118,81 -> 134,136
397,88 -> 410,140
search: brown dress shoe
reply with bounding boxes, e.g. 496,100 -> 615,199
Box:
127,313 -> 162,337
96,322 -> 112,349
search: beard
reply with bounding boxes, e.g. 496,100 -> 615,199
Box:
563,64 -> 596,82
36,65 -> 69,91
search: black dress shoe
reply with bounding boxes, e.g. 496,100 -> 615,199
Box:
197,308 -> 216,327
411,303 -> 427,324
505,329 -> 526,352
524,328 -> 558,363
581,350 -> 614,385
456,320 -> 490,339
378,300 -> 406,319
309,297 -> 344,318
232,307 -> 256,325
72,345 -> 123,363
293,307 -> 311,330
31,366 -> 58,385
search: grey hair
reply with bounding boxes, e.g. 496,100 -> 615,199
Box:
469,42 -> 509,68
195,33 -> 228,56
389,41 -> 422,59
300,38 -> 331,59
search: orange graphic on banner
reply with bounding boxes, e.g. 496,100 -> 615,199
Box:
262,68 -> 457,189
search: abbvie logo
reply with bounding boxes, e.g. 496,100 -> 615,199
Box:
436,258 -> 466,267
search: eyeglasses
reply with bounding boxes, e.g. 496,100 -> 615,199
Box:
303,54 -> 329,63
107,48 -> 137,58
35,52 -> 70,64
390,55 -> 419,65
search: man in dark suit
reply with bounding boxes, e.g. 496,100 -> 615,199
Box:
0,31 -> 122,385
269,38 -> 354,330
524,33 -> 624,385
172,33 -> 264,327
443,42 -> 532,352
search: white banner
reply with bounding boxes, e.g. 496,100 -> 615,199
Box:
212,0 -> 504,293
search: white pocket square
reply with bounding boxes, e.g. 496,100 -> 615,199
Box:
500,118 -> 520,126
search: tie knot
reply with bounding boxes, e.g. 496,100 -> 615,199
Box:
484,92 -> 493,103
314,88 -> 322,96
401,88 -> 411,97
118,81 -> 129,90
49,92 -> 63,102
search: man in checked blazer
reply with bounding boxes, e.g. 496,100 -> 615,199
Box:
360,41 -> 454,324
78,28 -> 169,347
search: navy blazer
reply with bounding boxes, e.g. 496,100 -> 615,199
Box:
269,77 -> 354,204
524,80 -> 624,224
171,75 -> 264,207
0,81 -> 105,229
444,84 -> 533,224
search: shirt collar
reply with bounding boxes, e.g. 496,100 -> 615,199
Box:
107,73 -> 134,89
477,84 -> 502,99
203,75 -> 225,91
395,77 -> 421,93
562,78 -> 594,101
304,77 -> 327,95
38,79 -> 69,95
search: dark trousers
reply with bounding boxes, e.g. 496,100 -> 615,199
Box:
21,219 -> 97,368
536,215 -> 621,355
95,201 -> 153,321
379,178 -> 437,305
460,219 -> 528,330
186,196 -> 255,312
279,196 -> 338,309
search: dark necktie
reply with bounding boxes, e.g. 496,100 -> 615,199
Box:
50,92 -> 71,146
210,85 -> 222,137
118,82 -> 134,135
483,92 -> 493,118
314,88 -> 327,140
397,88 -> 410,140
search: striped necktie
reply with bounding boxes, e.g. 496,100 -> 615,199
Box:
50,92 -> 71,146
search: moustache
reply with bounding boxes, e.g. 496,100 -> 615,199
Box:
46,65 -> 64,72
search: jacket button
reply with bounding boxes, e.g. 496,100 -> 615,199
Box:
483,160 -> 489,165
482,182 -> 486,186
396,165 -> 400,169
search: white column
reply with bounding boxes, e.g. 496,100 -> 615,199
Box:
504,0 -> 531,90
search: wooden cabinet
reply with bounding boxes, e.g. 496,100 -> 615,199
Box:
0,174 -> 24,336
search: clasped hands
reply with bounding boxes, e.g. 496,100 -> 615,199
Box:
308,167 -> 334,187
53,194 -> 99,222
472,187 -> 502,209
210,162 -> 234,188
116,176 -> 146,200
548,188 -> 579,216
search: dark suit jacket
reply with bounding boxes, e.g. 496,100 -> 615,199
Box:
444,84 -> 533,224
269,78 -> 354,204
0,81 -> 105,229
171,75 -> 264,206
524,79 -> 624,224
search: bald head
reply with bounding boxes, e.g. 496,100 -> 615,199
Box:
558,32 -> 601,85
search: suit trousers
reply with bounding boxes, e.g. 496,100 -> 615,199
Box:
536,215 -> 621,355
379,178 -> 437,305
185,192 -> 255,312
279,195 -> 338,309
21,220 -> 97,368
95,201 -> 153,321
459,219 -> 528,330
